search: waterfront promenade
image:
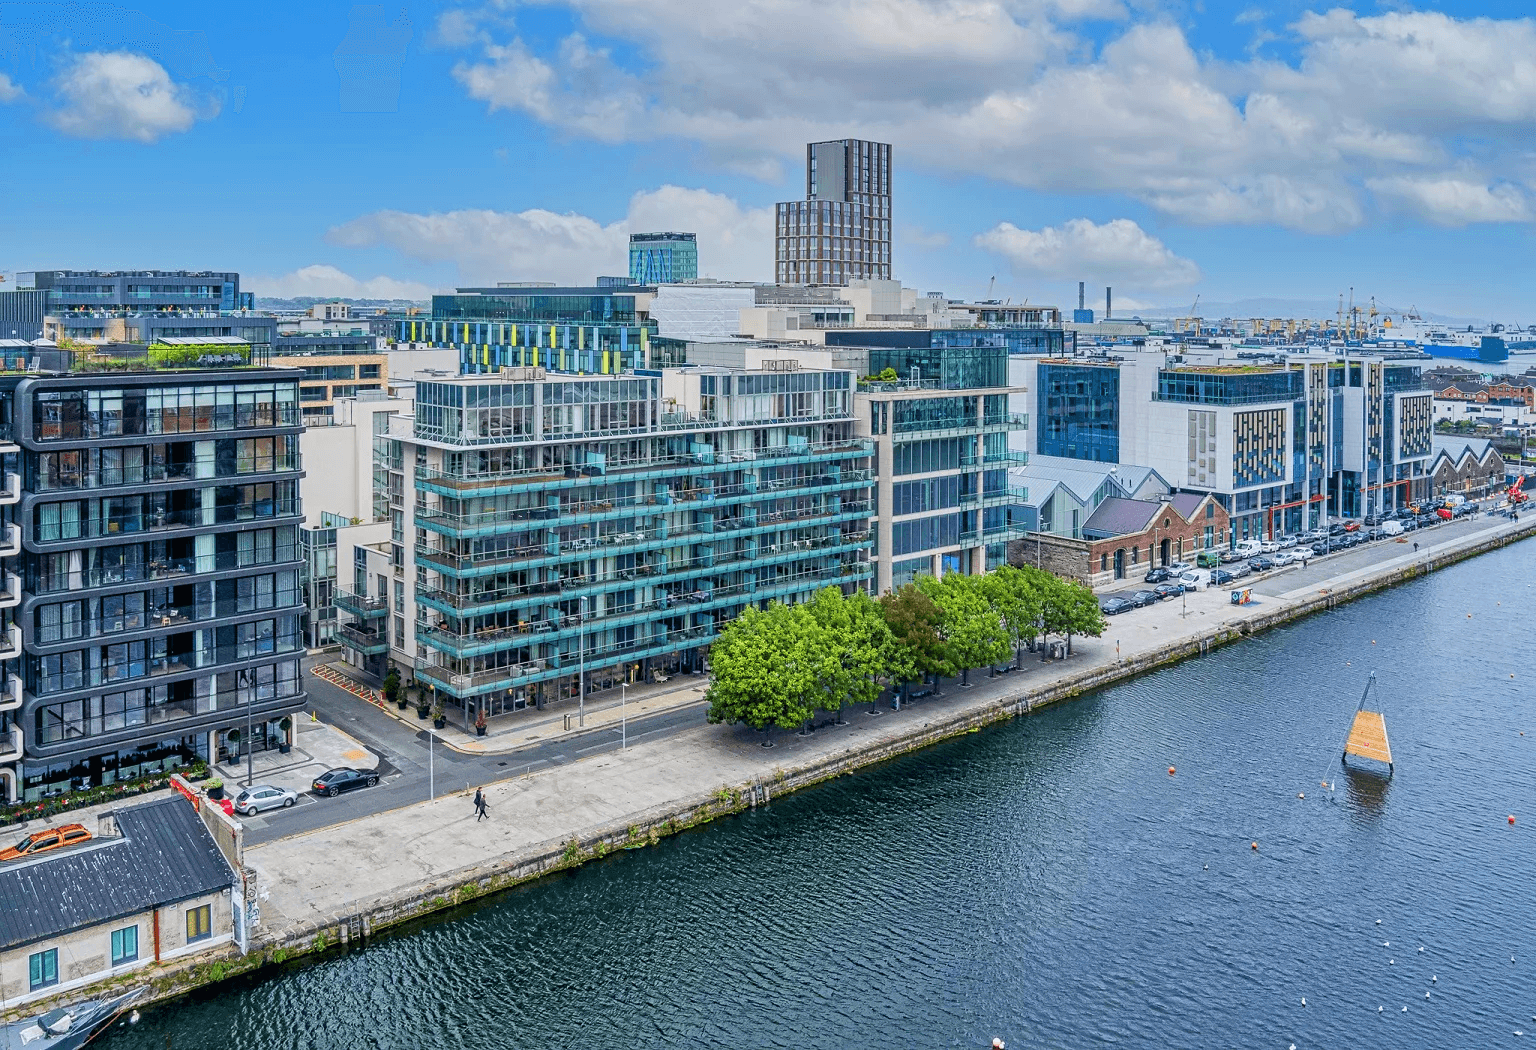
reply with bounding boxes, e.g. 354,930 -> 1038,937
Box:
244,513 -> 1536,948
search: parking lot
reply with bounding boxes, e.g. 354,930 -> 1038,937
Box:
1099,506 -> 1513,614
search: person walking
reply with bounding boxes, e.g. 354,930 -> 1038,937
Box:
473,787 -> 488,821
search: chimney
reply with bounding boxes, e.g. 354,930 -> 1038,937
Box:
1105,286 -> 1112,320
1078,282 -> 1085,311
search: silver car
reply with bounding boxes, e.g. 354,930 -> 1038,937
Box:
233,783 -> 299,815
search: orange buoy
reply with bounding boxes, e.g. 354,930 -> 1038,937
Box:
1251,841 -> 1259,850
1168,766 -> 1176,776
1510,815 -> 1517,825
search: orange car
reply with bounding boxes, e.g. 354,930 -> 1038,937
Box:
0,823 -> 92,862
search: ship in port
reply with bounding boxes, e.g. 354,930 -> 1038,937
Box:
1369,318 -> 1536,363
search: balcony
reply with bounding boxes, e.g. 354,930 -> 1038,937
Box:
0,524 -> 18,558
0,724 -> 20,763
0,571 -> 17,609
338,623 -> 389,655
0,674 -> 18,712
0,624 -> 19,660
0,472 -> 18,506
334,589 -> 389,620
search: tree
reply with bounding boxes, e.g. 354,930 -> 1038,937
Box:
916,574 -> 1011,686
1039,574 -> 1106,655
706,602 -> 835,731
806,587 -> 909,715
879,583 -> 949,702
983,565 -> 1044,670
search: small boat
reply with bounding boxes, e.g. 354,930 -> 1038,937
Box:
0,989 -> 143,1050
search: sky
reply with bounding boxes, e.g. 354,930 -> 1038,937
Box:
2,0 -> 1535,320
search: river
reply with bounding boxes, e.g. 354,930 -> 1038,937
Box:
103,539 -> 1535,1049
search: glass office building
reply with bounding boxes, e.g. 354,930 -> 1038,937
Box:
629,233 -> 698,284
1038,361 -> 1120,463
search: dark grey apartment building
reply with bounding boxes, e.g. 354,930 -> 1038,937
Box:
16,271 -> 275,350
0,347 -> 307,803
775,139 -> 892,286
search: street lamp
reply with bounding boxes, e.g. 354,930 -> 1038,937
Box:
577,596 -> 587,728
621,679 -> 627,750
239,668 -> 254,788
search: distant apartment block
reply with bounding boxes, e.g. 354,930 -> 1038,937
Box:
775,139 -> 892,286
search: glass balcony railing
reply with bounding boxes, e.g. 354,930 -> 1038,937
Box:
338,624 -> 389,654
333,589 -> 389,619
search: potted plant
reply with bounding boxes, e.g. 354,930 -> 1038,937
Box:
416,695 -> 431,719
205,778 -> 225,801
225,729 -> 241,764
383,669 -> 401,709
186,761 -> 210,782
432,703 -> 447,730
474,708 -> 488,737
277,716 -> 292,754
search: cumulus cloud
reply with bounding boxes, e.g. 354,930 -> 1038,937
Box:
328,186 -> 773,286
0,73 -> 22,102
248,265 -> 439,301
975,218 -> 1200,288
1365,176 -> 1531,226
47,51 -> 211,142
434,2 -> 1536,232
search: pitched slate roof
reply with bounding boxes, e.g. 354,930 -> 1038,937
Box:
1081,497 -> 1163,539
0,796 -> 235,951
1168,492 -> 1208,520
1012,456 -> 1168,508
1430,434 -> 1496,465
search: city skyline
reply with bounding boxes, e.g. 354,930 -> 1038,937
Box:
0,1 -> 1534,319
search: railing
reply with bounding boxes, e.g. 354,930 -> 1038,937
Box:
333,589 -> 389,619
31,456 -> 302,493
0,524 -> 17,558
0,675 -> 20,712
0,571 -> 20,609
0,472 -> 18,505
28,685 -> 307,745
0,724 -> 21,763
338,624 -> 389,653
0,624 -> 20,661
960,451 -> 1028,467
33,500 -> 302,543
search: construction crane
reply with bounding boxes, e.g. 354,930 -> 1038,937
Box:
985,276 -> 996,302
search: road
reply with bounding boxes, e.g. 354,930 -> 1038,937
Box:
242,660 -> 708,845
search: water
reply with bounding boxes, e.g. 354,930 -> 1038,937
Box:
104,541 -> 1536,1049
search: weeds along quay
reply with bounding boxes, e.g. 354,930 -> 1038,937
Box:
10,516 -> 1535,1020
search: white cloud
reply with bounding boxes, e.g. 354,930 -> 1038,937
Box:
435,2 -> 1536,232
47,51 -> 211,143
0,73 -> 22,102
1365,176 -> 1531,226
248,265 -> 439,301
328,186 -> 774,286
902,226 -> 951,250
975,218 -> 1200,288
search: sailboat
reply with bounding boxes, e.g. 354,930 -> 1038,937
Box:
1341,672 -> 1393,774
0,989 -> 142,1050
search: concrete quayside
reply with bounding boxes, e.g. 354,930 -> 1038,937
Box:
8,510 -> 1534,1020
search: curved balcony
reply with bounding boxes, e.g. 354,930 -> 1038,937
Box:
0,472 -> 18,506
0,524 -> 18,559
0,623 -> 19,661
0,724 -> 20,764
0,571 -> 18,609
0,674 -> 19,712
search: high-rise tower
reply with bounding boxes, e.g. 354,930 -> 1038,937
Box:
774,139 -> 891,285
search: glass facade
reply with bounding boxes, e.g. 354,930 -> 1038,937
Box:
1156,367 -> 1304,405
629,233 -> 698,284
1038,362 -> 1119,462
396,317 -> 654,375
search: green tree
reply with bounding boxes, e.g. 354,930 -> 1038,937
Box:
879,583 -> 949,702
806,586 -> 907,715
1040,574 -> 1106,655
983,565 -> 1044,670
917,574 -> 1012,686
705,602 -> 834,731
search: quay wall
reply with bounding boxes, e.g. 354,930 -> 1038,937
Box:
11,517 -> 1534,1019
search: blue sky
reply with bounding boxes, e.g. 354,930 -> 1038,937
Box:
1,0 -> 1534,319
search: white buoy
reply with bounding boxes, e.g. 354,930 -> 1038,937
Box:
129,1011 -> 140,1024
1301,998 -> 1306,1006
993,1039 -> 1006,1050
1390,959 -> 1395,965
1384,941 -> 1390,947
1377,919 -> 1383,924
1432,975 -> 1437,982
1402,1006 -> 1408,1013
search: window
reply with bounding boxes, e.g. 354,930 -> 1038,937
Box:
29,948 -> 58,990
186,904 -> 212,942
112,925 -> 139,964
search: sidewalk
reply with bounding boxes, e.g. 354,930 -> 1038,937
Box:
316,663 -> 712,756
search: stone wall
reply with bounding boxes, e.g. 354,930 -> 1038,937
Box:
1008,534 -> 1092,583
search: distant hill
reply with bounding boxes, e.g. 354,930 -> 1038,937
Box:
256,296 -> 429,312
1130,297 -> 1488,327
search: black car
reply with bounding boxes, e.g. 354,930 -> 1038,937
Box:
1209,568 -> 1235,587
311,767 -> 379,797
1400,518 -> 1419,532
1328,523 -> 1347,536
1152,582 -> 1184,600
1364,513 -> 1383,526
1249,555 -> 1276,572
1101,596 -> 1137,615
1144,567 -> 1173,584
1417,514 -> 1440,528
1129,589 -> 1161,607
1310,540 -> 1330,555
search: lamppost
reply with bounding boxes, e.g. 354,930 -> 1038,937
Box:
577,595 -> 587,728
621,679 -> 627,750
239,668 -> 254,788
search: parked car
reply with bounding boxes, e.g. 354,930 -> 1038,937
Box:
1178,571 -> 1209,592
1400,518 -> 1419,533
1219,549 -> 1245,563
1364,513 -> 1383,526
1366,526 -> 1387,541
233,783 -> 299,816
311,767 -> 379,797
1234,540 -> 1264,559
1381,519 -> 1404,537
1167,561 -> 1193,574
1144,567 -> 1173,584
1259,540 -> 1282,554
1152,582 -> 1185,600
1,823 -> 92,862
1129,589 -> 1161,607
1101,596 -> 1137,616
1417,514 -> 1440,528
1310,541 -> 1331,556
1292,545 -> 1314,563
1454,502 -> 1475,517
1227,560 -> 1253,579
1196,550 -> 1223,569
1272,550 -> 1297,566
1209,568 -> 1235,587
1277,535 -> 1298,549
1343,520 -> 1361,532
1249,556 -> 1276,572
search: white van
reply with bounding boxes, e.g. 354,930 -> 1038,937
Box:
1178,570 -> 1209,592
1444,494 -> 1465,508
1234,539 -> 1264,559
1381,519 -> 1404,537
